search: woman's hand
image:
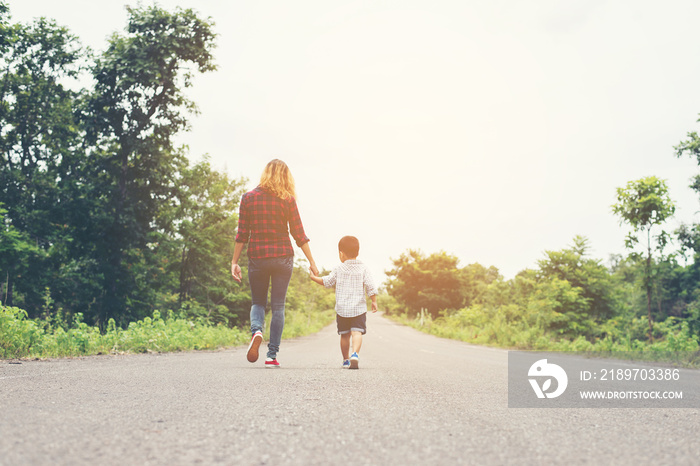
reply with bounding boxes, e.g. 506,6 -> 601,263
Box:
231,243 -> 244,283
309,263 -> 319,277
300,243 -> 319,277
231,263 -> 242,283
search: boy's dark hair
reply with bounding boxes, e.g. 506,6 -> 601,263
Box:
338,236 -> 360,258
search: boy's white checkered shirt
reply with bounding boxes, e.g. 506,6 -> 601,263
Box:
322,259 -> 378,317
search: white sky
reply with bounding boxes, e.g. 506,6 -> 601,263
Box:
9,0 -> 700,284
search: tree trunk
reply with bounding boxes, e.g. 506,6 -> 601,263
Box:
656,281 -> 663,318
646,282 -> 653,342
101,143 -> 130,329
4,270 -> 12,307
179,246 -> 188,303
646,228 -> 654,342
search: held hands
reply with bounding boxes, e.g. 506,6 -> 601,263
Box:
308,265 -> 324,286
231,263 -> 242,283
309,263 -> 319,277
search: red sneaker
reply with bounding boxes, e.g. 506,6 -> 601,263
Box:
264,357 -> 280,368
246,331 -> 263,363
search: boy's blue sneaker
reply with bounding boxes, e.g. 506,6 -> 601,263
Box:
349,352 -> 359,370
342,359 -> 350,368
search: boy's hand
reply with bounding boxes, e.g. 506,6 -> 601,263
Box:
371,301 -> 378,313
308,267 -> 324,286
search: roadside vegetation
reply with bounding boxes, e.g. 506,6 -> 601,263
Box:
0,264 -> 335,359
0,3 -> 336,361
382,228 -> 700,363
381,134 -> 700,359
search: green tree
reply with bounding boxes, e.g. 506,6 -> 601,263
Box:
0,2 -> 10,50
533,236 -> 617,337
172,157 -> 248,324
674,115 -> 700,204
0,4 -> 258,329
674,119 -> 700,262
537,236 -> 616,320
83,5 -> 217,326
673,118 -> 700,335
0,10 -> 83,311
612,176 -> 675,340
0,204 -> 40,306
460,262 -> 500,308
527,277 -> 592,337
386,250 -> 465,317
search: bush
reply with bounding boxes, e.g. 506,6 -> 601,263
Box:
0,306 -> 44,358
387,303 -> 700,359
0,304 -> 335,360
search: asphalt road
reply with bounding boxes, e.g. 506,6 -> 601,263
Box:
1,313 -> 698,465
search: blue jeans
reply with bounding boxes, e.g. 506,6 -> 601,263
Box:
248,256 -> 293,359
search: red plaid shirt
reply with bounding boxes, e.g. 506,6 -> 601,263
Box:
235,186 -> 310,258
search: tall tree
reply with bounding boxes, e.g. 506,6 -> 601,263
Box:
612,176 -> 675,340
0,9 -> 83,310
173,157 -> 248,324
674,118 -> 700,262
0,2 -> 10,49
84,5 -> 217,326
534,236 -> 617,337
0,204 -> 39,306
674,116 -> 700,335
674,115 -> 700,201
386,250 -> 466,317
460,262 -> 500,308
537,236 -> 616,322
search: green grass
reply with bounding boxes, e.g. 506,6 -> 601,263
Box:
0,305 -> 335,360
387,309 -> 700,367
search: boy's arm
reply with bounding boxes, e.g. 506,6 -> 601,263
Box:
308,271 -> 324,286
364,268 -> 379,300
309,267 -> 335,287
364,267 -> 378,312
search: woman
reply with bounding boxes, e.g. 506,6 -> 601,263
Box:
231,159 -> 319,367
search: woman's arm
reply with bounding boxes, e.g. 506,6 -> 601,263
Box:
287,197 -> 316,274
300,242 -> 319,276
231,242 -> 245,282
231,193 -> 249,283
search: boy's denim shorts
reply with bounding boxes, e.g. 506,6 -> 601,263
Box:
336,313 -> 367,335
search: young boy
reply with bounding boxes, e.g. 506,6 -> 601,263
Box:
309,236 -> 378,369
